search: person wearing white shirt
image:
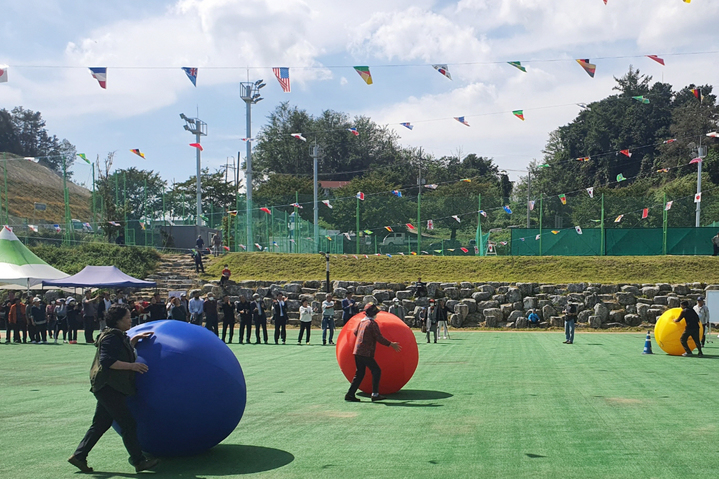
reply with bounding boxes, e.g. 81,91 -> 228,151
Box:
188,291 -> 204,326
298,299 -> 313,345
694,296 -> 710,346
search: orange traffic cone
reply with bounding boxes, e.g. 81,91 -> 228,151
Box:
642,331 -> 653,354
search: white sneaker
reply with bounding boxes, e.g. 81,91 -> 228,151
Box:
63,340 -> 68,344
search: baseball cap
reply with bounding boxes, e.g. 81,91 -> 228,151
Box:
698,296 -> 705,301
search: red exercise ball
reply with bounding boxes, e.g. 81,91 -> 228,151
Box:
336,311 -> 419,395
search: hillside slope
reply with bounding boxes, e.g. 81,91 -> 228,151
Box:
1,153 -> 91,223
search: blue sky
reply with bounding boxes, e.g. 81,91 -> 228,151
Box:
2,0 -> 717,190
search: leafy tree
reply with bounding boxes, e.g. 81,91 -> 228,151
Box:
0,107 -> 76,174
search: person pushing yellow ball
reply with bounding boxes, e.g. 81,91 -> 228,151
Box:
654,302 -> 704,357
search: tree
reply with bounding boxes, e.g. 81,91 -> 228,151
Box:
166,168 -> 240,225
0,107 -> 76,175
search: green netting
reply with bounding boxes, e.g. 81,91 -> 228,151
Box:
511,227 -> 719,256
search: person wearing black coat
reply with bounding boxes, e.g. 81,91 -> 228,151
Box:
235,296 -> 252,344
272,294 -> 289,345
220,296 -> 236,343
250,294 -> 268,344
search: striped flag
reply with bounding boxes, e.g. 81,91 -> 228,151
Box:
576,59 -> 596,78
89,67 -> 107,89
347,128 -> 359,136
272,67 -> 291,93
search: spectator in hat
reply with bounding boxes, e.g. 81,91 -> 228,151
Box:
675,300 -> 704,357
9,297 -> 27,343
46,299 -> 57,340
321,293 -> 336,346
30,297 -> 48,343
344,303 -> 401,403
66,297 -> 80,344
694,296 -> 710,347
388,298 -> 406,324
203,293 -> 219,335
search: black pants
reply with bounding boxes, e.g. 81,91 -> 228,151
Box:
34,323 -> 47,342
239,320 -> 252,343
714,243 -> 719,256
255,320 -> 268,343
5,320 -> 12,341
68,319 -> 78,342
73,386 -> 145,466
56,318 -> 68,341
680,327 -> 703,354
221,320 -> 235,343
298,322 -> 311,343
426,324 -> 437,343
347,355 -> 381,397
205,316 -> 218,335
195,260 -> 205,273
83,316 -> 95,343
274,321 -> 286,344
13,322 -> 27,343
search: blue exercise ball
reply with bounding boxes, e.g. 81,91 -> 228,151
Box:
116,320 -> 246,457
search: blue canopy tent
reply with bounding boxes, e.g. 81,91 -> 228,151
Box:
42,265 -> 156,289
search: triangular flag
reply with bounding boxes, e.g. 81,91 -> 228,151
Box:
386,253 -> 392,258
452,215 -> 461,223
182,67 -> 198,86
460,247 -> 469,253
535,234 -> 541,240
454,117 -> 470,127
695,193 -> 702,203
689,158 -> 702,164
691,88 -> 702,101
189,143 -> 203,151
89,67 -> 107,89
642,208 -> 649,219
576,59 -> 596,78
400,122 -> 413,130
707,132 -> 719,138
240,138 -> 255,142
587,187 -> 594,198
130,149 -> 145,159
53,224 -> 61,232
620,150 -> 632,157
290,203 -> 303,209
559,194 -> 567,205
343,233 -> 351,241
460,178 -> 472,183
614,215 -> 624,223
575,226 -> 583,235
272,67 -> 291,92
406,223 -> 416,230
577,157 -> 591,162
0,65 -> 8,83
664,139 -> 677,144
392,190 -> 402,198
432,64 -> 452,80
657,168 -> 669,173
616,173 -> 627,182
480,210 -> 487,217
411,252 -> 417,256
503,206 -> 512,214
551,230 -> 560,235
427,219 -> 434,230
326,236 -> 332,241
507,61 -> 526,73
291,133 -> 307,142
529,200 -> 535,211
77,153 -> 91,164
577,103 -> 590,110
255,243 -> 262,250
632,95 -> 650,104
425,184 -> 438,190
354,66 -> 373,85
347,128 -> 359,136
665,201 -> 673,211
259,207 -> 272,215
322,200 -> 333,209
513,110 -> 525,121
385,226 -> 393,232
647,55 -> 665,66
364,230 -> 373,235
356,192 -> 365,200
223,246 -> 230,251
447,249 -> 455,252
28,224 -> 38,233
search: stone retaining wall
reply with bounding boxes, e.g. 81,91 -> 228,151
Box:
199,279 -> 718,329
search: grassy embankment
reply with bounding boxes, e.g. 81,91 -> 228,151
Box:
31,243 -> 161,278
203,253 -> 719,284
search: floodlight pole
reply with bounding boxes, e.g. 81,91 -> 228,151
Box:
180,113 -> 207,238
240,80 -> 265,250
311,141 -> 320,253
696,138 -> 706,228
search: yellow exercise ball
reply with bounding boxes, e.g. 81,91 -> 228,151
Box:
654,308 -> 704,356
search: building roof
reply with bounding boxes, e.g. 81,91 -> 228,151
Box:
318,181 -> 350,189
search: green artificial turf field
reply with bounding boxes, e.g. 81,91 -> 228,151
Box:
2,329 -> 719,478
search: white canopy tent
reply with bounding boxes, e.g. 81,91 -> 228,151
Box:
0,226 -> 68,289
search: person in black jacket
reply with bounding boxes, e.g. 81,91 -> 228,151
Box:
220,295 -> 236,343
203,293 -> 219,335
236,296 -> 252,344
147,293 -> 167,322
251,294 -> 268,344
675,300 -> 704,357
272,293 -> 289,344
68,305 -> 158,474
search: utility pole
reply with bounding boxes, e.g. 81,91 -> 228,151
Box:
417,148 -> 422,254
61,156 -> 72,245
311,141 -> 321,253
696,138 -> 707,227
240,79 -> 266,250
526,169 -> 531,229
180,113 -> 208,237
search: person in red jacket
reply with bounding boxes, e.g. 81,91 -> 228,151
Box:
344,303 -> 401,403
